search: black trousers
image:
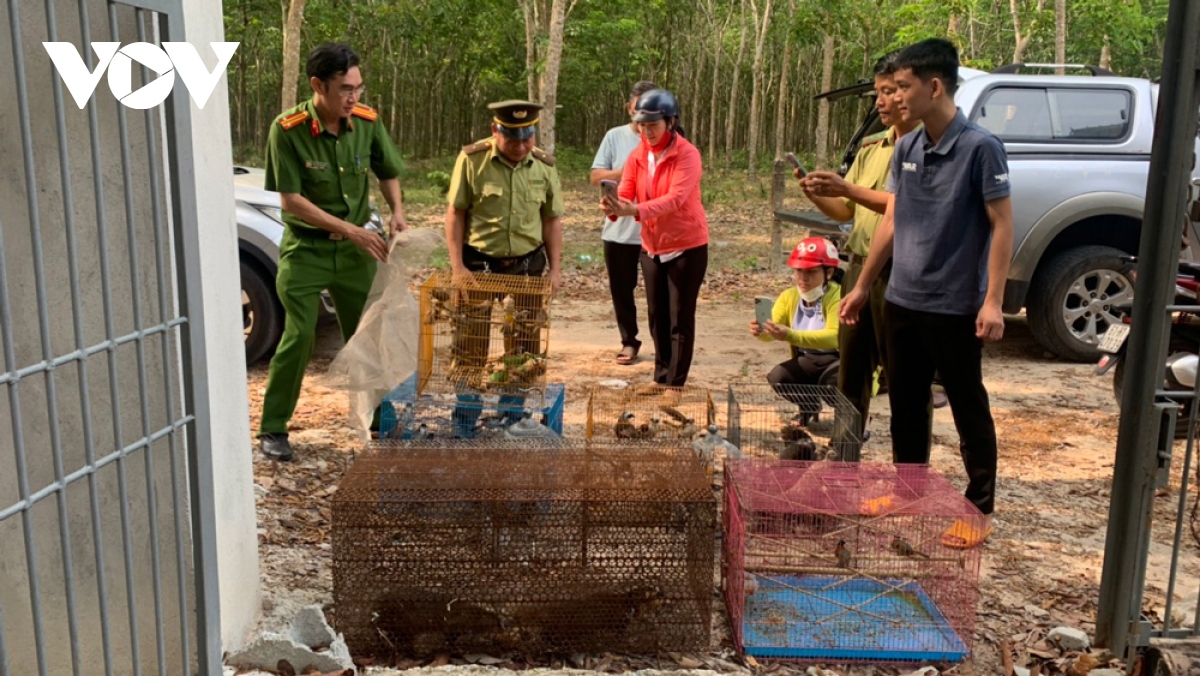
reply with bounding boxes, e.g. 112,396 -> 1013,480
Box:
641,245 -> 708,387
603,241 -> 643,350
837,259 -> 892,439
885,301 -> 997,515
768,351 -> 839,413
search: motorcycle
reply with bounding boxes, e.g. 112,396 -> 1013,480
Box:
1096,259 -> 1200,421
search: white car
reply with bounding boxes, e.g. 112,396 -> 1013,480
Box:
234,166 -> 382,364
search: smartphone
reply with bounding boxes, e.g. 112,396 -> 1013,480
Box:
785,152 -> 807,177
755,296 -> 775,327
600,179 -> 620,200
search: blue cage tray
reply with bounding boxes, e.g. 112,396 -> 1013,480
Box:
741,575 -> 969,662
380,373 -> 565,438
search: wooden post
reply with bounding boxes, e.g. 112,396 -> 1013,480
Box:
770,159 -> 787,269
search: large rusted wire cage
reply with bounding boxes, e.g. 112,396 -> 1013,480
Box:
417,271 -> 553,397
586,385 -> 716,443
728,383 -> 863,462
331,441 -> 717,659
723,461 -> 981,663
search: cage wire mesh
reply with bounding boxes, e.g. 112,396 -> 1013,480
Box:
727,383 -> 862,462
586,385 -> 716,443
722,460 -> 981,663
417,271 -> 552,398
332,441 -> 717,659
379,373 -> 565,440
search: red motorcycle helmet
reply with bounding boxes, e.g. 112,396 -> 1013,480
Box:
788,236 -> 839,270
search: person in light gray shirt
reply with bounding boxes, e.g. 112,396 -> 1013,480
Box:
591,80 -> 657,365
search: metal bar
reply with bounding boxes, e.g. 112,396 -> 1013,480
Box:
0,593 -> 10,676
42,2 -> 92,672
133,13 -> 169,676
76,2 -> 117,673
1095,0 -> 1200,657
159,8 -> 223,671
1162,362 -> 1200,635
0,320 -> 190,387
0,420 -> 195,522
5,0 -> 56,672
107,8 -> 145,674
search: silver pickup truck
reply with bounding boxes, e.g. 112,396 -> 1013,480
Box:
802,64 -> 1200,361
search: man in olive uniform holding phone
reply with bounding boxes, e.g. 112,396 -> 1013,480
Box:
258,43 -> 407,461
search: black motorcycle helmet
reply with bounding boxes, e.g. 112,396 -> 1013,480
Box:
632,89 -> 680,123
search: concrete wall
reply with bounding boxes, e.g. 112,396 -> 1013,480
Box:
0,0 -> 259,671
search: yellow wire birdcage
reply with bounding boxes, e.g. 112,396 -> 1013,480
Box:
417,270 -> 553,398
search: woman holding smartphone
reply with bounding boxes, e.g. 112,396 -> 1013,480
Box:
601,88 -> 708,404
750,237 -> 842,420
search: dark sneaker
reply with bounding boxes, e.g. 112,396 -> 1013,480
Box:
259,434 -> 293,462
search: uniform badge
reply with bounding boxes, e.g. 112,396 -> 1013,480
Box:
305,160 -> 328,170
513,110 -> 527,119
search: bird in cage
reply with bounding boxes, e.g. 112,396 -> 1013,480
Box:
835,540 -> 852,568
425,287 -> 453,325
615,411 -> 639,439
694,424 -> 741,459
676,418 -> 698,440
891,535 -> 929,558
780,422 -> 816,461
504,411 -> 557,439
412,423 -> 431,441
499,294 -> 529,356
637,413 -> 662,439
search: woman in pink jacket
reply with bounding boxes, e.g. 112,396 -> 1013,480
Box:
602,89 -> 709,400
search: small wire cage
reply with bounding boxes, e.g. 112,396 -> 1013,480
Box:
417,271 -> 553,398
332,441 -> 717,659
586,386 -> 716,444
728,383 -> 863,462
379,372 -> 565,440
722,461 -> 982,663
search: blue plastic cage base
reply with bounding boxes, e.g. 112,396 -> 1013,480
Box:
380,373 -> 565,438
741,576 -> 968,662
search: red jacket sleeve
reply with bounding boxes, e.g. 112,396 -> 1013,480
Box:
618,155 -> 639,202
634,143 -> 701,222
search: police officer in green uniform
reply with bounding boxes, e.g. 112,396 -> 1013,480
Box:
444,100 -> 564,432
258,43 -> 407,461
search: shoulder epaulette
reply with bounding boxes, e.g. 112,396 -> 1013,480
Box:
462,141 -> 491,156
279,110 -> 310,130
351,104 -> 378,121
531,148 -> 555,167
860,130 -> 889,147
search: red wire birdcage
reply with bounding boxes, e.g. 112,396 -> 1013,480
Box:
723,460 -> 982,663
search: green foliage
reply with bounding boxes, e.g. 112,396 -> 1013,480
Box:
425,170 -> 452,195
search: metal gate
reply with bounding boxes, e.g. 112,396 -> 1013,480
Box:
0,1 -> 220,675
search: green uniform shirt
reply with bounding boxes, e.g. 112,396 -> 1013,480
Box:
842,127 -> 899,257
447,138 -> 564,258
264,98 -> 404,231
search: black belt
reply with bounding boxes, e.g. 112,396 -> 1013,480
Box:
288,225 -> 350,241
462,244 -> 547,275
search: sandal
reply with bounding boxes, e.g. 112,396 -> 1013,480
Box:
616,345 -> 639,365
941,518 -> 993,549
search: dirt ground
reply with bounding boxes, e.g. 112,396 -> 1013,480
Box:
241,179 -> 1200,675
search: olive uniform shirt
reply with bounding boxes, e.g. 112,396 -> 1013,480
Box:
841,127 -> 899,258
264,99 -> 404,231
447,138 -> 564,258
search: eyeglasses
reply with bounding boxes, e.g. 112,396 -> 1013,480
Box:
328,84 -> 366,100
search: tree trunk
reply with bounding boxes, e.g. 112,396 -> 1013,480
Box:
814,33 -> 835,168
1010,0 -> 1046,65
538,0 -> 567,153
280,0 -> 307,112
1054,0 -> 1067,75
1100,35 -> 1112,70
707,42 -> 722,165
724,0 -> 749,168
521,0 -> 540,101
746,0 -> 774,178
773,25 -> 792,161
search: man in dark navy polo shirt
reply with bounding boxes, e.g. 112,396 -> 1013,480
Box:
841,38 -> 1013,550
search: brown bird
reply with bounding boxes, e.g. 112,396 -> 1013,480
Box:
891,535 -> 929,558
615,411 -> 638,439
835,539 -> 852,568
780,423 -> 816,461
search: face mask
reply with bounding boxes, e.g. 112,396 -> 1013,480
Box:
800,284 -> 825,304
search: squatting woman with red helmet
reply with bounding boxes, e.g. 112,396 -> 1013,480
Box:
601,88 -> 708,404
750,236 -> 842,430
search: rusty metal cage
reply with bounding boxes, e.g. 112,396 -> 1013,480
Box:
728,383 -> 863,462
331,441 -> 717,659
723,461 -> 982,663
586,385 -> 716,443
417,271 -> 553,397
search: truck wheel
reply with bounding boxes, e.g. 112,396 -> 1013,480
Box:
242,260 -> 283,365
1028,245 -> 1134,362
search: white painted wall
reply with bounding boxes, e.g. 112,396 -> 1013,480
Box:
179,0 -> 263,654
